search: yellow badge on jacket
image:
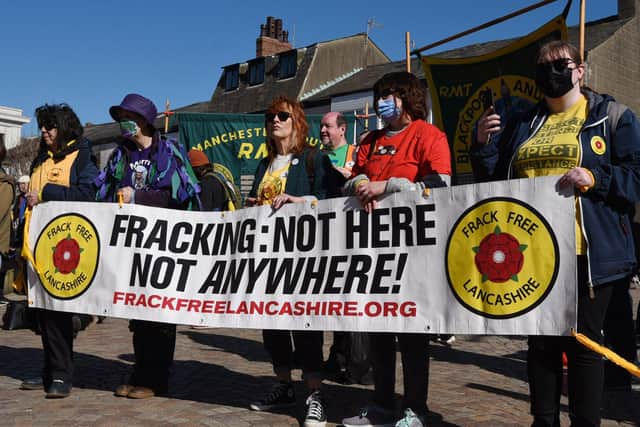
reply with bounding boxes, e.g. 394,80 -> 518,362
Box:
590,136 -> 606,155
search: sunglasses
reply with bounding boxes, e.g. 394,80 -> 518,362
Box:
265,111 -> 292,122
39,120 -> 57,131
536,58 -> 576,73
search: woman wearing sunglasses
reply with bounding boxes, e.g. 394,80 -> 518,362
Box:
472,40 -> 640,426
247,96 -> 334,427
342,72 -> 451,427
19,104 -> 99,398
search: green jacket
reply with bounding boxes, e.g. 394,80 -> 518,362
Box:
249,147 -> 334,200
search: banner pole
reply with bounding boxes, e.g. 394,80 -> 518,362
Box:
412,0 -> 559,55
365,102 -> 369,131
164,99 -> 171,134
579,0 -> 586,62
406,32 -> 411,72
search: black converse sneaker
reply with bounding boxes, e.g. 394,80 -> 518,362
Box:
249,381 -> 295,411
304,390 -> 327,427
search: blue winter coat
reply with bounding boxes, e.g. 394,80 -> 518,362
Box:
470,89 -> 640,287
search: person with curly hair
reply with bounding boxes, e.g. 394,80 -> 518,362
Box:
342,72 -> 451,427
247,96 -> 334,427
18,103 -> 99,398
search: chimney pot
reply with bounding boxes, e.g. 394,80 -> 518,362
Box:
256,16 -> 293,57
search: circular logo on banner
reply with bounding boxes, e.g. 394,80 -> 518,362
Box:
34,214 -> 100,300
445,197 -> 559,318
590,136 -> 606,155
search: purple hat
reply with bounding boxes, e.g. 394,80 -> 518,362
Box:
109,93 -> 158,127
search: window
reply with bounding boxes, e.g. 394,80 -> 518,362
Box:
224,65 -> 239,91
248,59 -> 265,86
278,51 -> 297,79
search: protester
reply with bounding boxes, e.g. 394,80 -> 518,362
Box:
320,111 -> 357,179
187,148 -> 236,211
318,111 -> 374,384
19,104 -> 99,398
6,175 -> 30,296
186,148 -> 229,330
471,40 -> 640,426
95,93 -> 200,399
0,136 -> 15,295
12,175 -> 29,243
341,71 -> 451,427
246,96 -> 334,427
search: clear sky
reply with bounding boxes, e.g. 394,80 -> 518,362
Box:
2,0 -> 618,136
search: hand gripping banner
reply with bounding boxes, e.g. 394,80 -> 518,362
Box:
26,176 -> 576,335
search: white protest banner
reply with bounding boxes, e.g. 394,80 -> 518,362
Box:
27,175 -> 576,335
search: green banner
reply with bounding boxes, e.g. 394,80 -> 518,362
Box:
177,113 -> 360,188
421,16 -> 567,183
178,113 -> 317,183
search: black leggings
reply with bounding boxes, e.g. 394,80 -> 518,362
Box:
528,257 -> 622,427
603,279 -> 636,390
371,332 -> 431,416
262,329 -> 324,379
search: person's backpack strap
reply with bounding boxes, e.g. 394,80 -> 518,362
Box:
606,101 -> 628,140
204,167 -> 242,211
366,130 -> 384,160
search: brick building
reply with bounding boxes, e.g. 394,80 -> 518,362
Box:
585,0 -> 640,113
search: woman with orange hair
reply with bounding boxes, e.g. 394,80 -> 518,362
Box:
247,96 -> 334,427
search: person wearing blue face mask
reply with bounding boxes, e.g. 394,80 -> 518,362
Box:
377,96 -> 403,123
342,72 -> 451,427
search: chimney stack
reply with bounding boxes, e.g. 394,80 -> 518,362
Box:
256,16 -> 293,57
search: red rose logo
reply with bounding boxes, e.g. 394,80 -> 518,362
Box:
473,226 -> 527,282
52,234 -> 83,274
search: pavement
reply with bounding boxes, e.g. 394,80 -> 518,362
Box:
1,291 -> 640,427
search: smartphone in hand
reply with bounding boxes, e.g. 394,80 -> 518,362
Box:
481,88 -> 494,112
480,88 -> 494,143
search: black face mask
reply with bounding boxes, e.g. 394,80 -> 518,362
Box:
535,59 -> 576,98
